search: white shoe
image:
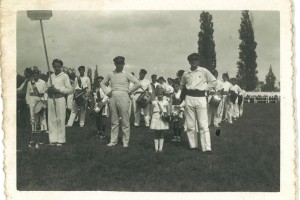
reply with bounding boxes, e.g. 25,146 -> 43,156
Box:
107,143 -> 116,147
123,144 -> 129,148
65,125 -> 72,127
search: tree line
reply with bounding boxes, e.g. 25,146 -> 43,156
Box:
198,10 -> 279,92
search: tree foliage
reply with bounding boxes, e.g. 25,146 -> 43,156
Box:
87,67 -> 93,86
94,65 -> 99,82
198,11 -> 217,73
236,11 -> 258,91
262,65 -> 277,92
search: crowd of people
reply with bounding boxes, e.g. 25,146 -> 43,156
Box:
17,53 -> 248,153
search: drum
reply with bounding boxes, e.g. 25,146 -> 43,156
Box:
33,100 -> 47,114
209,94 -> 222,107
136,90 -> 151,108
74,90 -> 88,106
229,90 -> 238,103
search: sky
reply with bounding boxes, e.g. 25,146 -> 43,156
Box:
17,10 -> 280,83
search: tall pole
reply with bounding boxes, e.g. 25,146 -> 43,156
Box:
39,20 -> 52,84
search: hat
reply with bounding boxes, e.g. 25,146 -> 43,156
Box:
96,76 -> 104,80
113,56 -> 125,64
155,85 -> 165,95
177,70 -> 185,77
52,59 -> 63,66
187,53 -> 200,61
140,69 -> 147,74
78,66 -> 85,71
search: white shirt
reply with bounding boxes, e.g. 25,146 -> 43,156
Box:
74,76 -> 91,93
135,78 -> 152,93
230,84 -> 242,94
26,79 -> 47,104
45,72 -> 73,98
222,81 -> 232,92
180,67 -> 217,90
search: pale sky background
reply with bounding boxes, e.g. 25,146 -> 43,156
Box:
17,10 -> 279,83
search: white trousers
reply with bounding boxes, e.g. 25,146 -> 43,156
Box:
28,96 -> 48,131
67,101 -> 86,127
232,99 -> 239,119
185,96 -> 211,151
207,95 -> 223,126
134,103 -> 150,126
223,96 -> 233,123
48,97 -> 66,143
239,101 -> 244,116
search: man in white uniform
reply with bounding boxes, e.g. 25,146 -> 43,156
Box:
45,59 -> 72,146
221,73 -> 233,123
238,89 -> 246,117
26,68 -> 48,131
180,53 -> 217,153
207,70 -> 223,127
66,66 -> 91,128
230,78 -> 243,120
134,69 -> 152,127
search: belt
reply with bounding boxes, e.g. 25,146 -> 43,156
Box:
186,89 -> 206,97
29,92 -> 44,97
48,93 -> 65,99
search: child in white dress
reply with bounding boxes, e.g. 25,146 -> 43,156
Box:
150,86 -> 169,152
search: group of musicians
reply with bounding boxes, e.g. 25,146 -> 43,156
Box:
19,53 -> 246,152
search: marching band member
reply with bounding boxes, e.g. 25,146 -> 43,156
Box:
93,76 -> 110,138
26,68 -> 48,131
238,89 -> 246,117
134,69 -> 152,127
157,76 -> 174,101
66,66 -> 91,128
207,70 -> 223,128
66,71 -> 76,123
100,56 -> 141,147
230,78 -> 243,120
45,59 -> 72,146
221,73 -> 233,124
180,53 -> 217,153
170,80 -> 185,142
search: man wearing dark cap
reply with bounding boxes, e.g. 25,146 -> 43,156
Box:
134,69 -> 152,127
66,65 -> 91,128
101,56 -> 141,147
45,59 -> 72,146
180,53 -> 217,153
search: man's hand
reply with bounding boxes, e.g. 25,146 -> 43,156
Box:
48,85 -> 60,94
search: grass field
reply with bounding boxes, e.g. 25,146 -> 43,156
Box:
17,103 -> 280,191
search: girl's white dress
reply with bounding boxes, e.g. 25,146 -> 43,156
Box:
150,99 -> 169,130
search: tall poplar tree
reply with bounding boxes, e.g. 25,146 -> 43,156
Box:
94,65 -> 99,82
236,10 -> 258,91
198,11 -> 217,73
262,65 -> 276,92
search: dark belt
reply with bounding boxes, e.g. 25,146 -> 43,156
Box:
29,92 -> 44,97
48,93 -> 65,99
186,89 -> 206,97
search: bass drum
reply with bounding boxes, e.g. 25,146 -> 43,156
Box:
136,90 -> 151,108
74,90 -> 88,106
209,94 -> 222,107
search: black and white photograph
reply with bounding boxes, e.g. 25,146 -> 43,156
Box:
2,0 -> 295,199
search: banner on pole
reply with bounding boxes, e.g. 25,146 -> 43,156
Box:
27,10 -> 52,20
